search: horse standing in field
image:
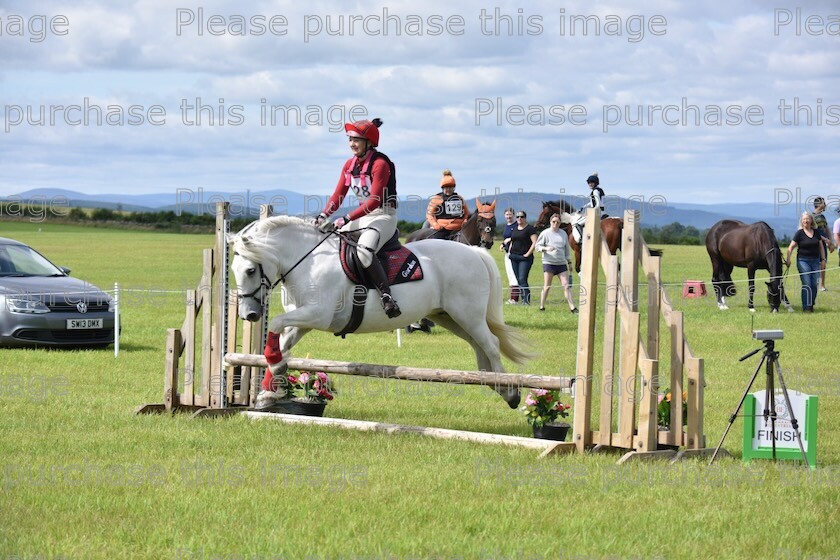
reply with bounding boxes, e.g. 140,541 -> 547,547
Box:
705,219 -> 792,312
535,200 -> 624,273
229,215 -> 534,409
406,199 -> 497,249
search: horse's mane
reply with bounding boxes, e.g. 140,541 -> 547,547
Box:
544,199 -> 577,213
752,221 -> 781,246
231,215 -> 314,267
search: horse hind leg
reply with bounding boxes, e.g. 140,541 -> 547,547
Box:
431,314 -> 519,409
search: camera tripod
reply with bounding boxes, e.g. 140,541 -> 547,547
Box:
709,339 -> 810,468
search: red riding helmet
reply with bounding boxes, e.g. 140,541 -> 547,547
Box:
345,118 -> 382,147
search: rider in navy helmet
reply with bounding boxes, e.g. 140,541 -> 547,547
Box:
585,173 -> 606,217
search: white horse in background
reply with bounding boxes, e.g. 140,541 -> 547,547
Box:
228,216 -> 535,408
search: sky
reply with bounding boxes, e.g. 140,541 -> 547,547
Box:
0,0 -> 838,208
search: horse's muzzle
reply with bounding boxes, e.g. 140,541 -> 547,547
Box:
244,311 -> 261,322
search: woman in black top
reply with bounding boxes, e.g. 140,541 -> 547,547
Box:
785,212 -> 826,312
508,211 -> 538,305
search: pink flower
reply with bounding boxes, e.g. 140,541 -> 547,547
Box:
525,395 -> 537,406
287,375 -> 298,384
299,372 -> 310,384
316,372 -> 328,382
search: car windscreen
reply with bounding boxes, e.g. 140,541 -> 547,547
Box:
0,245 -> 65,276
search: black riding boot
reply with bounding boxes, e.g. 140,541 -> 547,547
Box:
364,259 -> 401,318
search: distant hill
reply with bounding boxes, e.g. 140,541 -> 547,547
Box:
3,188 -> 810,237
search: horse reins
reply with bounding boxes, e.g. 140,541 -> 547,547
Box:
236,226 -> 373,301
236,229 -> 342,301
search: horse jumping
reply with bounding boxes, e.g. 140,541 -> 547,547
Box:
229,215 -> 534,409
536,200 -> 623,272
705,219 -> 792,312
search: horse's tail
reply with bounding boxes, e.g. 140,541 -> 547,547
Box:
473,248 -> 538,365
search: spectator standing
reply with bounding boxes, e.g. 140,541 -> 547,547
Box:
833,208 -> 840,270
508,211 -> 538,305
785,212 -> 826,312
535,213 -> 578,313
812,196 -> 835,291
500,207 -> 520,303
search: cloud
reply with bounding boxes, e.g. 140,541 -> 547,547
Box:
0,1 -> 837,204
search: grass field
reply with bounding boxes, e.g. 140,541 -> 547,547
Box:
0,220 -> 837,559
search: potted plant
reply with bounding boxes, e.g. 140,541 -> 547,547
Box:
520,389 -> 572,441
270,369 -> 336,417
657,387 -> 687,430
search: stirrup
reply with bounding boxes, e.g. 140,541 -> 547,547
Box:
381,294 -> 401,318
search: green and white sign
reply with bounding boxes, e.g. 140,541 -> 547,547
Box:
742,390 -> 817,468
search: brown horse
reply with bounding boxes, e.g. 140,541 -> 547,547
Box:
406,199 -> 497,249
705,220 -> 792,312
535,200 -> 623,272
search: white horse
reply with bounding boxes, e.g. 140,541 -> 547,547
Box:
228,216 -> 535,408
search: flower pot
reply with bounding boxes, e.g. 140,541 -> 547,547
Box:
532,421 -> 570,441
266,398 -> 327,417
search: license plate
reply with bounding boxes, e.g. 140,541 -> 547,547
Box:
66,319 -> 103,329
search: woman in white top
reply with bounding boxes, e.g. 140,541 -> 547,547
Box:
535,213 -> 577,313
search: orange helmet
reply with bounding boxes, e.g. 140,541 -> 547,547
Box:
345,118 -> 382,147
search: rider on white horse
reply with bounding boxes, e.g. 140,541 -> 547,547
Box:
314,118 -> 401,319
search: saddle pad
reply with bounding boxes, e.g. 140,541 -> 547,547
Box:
340,239 -> 423,286
384,246 -> 423,285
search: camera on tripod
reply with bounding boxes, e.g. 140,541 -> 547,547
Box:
711,327 -> 810,468
752,329 -> 784,341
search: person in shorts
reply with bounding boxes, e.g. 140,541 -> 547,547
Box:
535,213 -> 577,313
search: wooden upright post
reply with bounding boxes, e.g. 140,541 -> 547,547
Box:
574,208 -> 601,453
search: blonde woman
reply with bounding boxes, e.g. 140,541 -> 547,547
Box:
535,213 -> 578,313
785,212 -> 826,312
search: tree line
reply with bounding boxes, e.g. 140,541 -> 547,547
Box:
1,201 -> 712,244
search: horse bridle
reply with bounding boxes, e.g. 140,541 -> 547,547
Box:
477,210 -> 495,249
235,229 -> 340,303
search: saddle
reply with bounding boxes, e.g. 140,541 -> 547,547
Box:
336,230 -> 423,337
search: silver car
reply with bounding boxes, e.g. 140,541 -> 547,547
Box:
0,237 -> 115,348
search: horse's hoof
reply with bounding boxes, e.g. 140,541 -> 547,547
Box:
253,390 -> 285,411
787,307 -> 795,313
405,324 -> 418,333
749,307 -> 756,313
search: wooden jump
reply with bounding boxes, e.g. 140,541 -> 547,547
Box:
224,354 -> 573,391
246,411 -> 572,457
138,203 -> 710,462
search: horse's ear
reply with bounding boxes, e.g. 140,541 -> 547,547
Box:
489,200 -> 496,211
475,198 -> 482,211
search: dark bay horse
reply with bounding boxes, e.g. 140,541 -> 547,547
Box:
705,220 -> 792,312
406,199 -> 497,249
536,200 -> 623,273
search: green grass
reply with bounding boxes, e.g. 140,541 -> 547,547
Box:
1,221 -> 837,559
